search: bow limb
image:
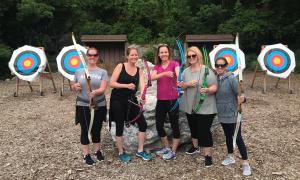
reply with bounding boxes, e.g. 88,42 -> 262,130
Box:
72,32 -> 94,143
170,39 -> 186,112
233,33 -> 243,148
192,47 -> 209,113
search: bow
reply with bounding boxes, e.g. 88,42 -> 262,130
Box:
233,33 -> 243,148
126,59 -> 152,127
192,47 -> 209,113
170,38 -> 186,112
72,32 -> 94,143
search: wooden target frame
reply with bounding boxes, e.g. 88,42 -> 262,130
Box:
14,47 -> 57,97
250,45 -> 294,94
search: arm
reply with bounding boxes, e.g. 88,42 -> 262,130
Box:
139,68 -> 145,99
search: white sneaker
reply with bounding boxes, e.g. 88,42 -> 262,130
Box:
221,155 -> 235,166
241,164 -> 251,176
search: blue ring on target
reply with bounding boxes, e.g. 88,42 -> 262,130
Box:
215,48 -> 238,72
14,51 -> 40,75
61,49 -> 84,75
264,49 -> 290,74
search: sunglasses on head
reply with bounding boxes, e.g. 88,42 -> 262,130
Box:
215,63 -> 227,68
187,54 -> 197,59
158,43 -> 168,48
87,53 -> 99,57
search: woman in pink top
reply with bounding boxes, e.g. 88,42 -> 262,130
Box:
151,44 -> 180,161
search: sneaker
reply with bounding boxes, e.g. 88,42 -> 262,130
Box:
156,148 -> 170,156
136,151 -> 151,161
241,164 -> 252,176
204,156 -> 213,167
162,151 -> 176,161
221,154 -> 235,166
186,146 -> 200,155
118,152 -> 131,163
94,150 -> 104,161
83,154 -> 94,166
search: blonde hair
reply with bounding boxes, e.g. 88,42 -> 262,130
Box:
185,46 -> 203,66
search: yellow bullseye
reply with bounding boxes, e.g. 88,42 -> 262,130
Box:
225,56 -> 231,64
23,59 -> 32,67
273,57 -> 281,65
70,58 -> 78,66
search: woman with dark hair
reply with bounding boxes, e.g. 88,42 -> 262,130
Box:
71,47 -> 108,166
151,44 -> 180,161
215,57 -> 251,176
109,46 -> 151,163
180,46 -> 218,167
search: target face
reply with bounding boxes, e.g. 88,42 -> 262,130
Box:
258,44 -> 295,78
209,44 -> 245,76
56,45 -> 87,81
8,45 -> 47,81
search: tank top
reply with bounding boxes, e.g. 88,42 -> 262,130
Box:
111,63 -> 139,101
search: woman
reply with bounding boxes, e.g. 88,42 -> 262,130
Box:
151,44 -> 180,161
215,57 -> 251,176
180,46 -> 217,167
109,46 -> 151,163
71,47 -> 108,166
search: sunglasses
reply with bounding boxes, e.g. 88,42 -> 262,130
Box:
158,43 -> 168,48
215,63 -> 227,68
87,53 -> 99,57
187,54 -> 197,59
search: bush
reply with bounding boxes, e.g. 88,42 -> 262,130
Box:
245,53 -> 259,71
0,43 -> 13,80
294,49 -> 300,73
141,48 -> 155,64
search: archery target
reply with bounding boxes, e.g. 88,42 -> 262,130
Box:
209,44 -> 245,76
8,45 -> 47,81
258,44 -> 295,78
56,45 -> 87,81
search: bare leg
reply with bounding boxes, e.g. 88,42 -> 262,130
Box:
203,147 -> 212,156
161,136 -> 170,148
137,132 -> 145,152
116,136 -> 124,154
192,138 -> 198,147
92,143 -> 100,153
171,138 -> 180,153
82,145 -> 90,156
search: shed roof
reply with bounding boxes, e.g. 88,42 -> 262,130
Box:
81,35 -> 127,42
185,34 -> 234,42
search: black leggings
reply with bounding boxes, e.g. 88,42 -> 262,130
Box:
110,98 -> 147,137
76,106 -> 107,145
221,123 -> 248,160
155,100 -> 180,138
186,113 -> 215,147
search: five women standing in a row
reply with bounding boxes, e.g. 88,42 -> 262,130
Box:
71,45 -> 251,176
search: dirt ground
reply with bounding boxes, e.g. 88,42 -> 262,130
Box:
0,72 -> 299,180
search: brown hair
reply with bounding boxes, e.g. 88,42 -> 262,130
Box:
87,47 -> 98,55
155,44 -> 170,65
125,46 -> 139,62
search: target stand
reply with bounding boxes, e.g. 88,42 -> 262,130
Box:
60,76 -> 72,96
13,47 -> 57,97
250,45 -> 294,94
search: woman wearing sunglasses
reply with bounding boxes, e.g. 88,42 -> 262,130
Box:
215,57 -> 251,176
151,44 -> 180,161
71,47 -> 108,166
180,46 -> 218,167
109,46 -> 151,163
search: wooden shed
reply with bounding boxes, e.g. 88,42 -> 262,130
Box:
81,35 -> 128,64
184,34 -> 234,51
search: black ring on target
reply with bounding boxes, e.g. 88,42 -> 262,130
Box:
263,48 -> 290,74
61,49 -> 84,75
14,51 -> 41,75
215,48 -> 238,72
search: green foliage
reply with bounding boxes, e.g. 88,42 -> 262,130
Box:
245,53 -> 259,71
0,43 -> 13,79
141,48 -> 155,64
294,49 -> 300,73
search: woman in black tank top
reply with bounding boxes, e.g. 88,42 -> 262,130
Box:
109,47 -> 151,163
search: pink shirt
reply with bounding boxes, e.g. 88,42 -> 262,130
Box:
153,60 -> 179,100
